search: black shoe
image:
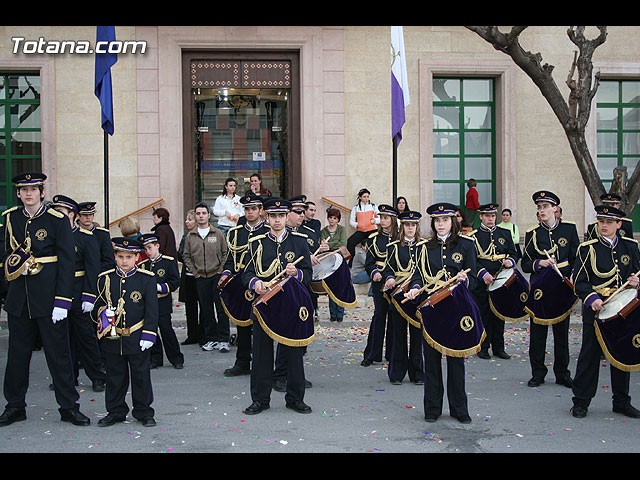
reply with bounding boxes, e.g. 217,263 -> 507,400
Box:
361,359 -> 373,367
0,408 -> 26,427
413,379 -> 424,385
613,404 -> 640,419
286,401 -> 312,414
527,377 -> 545,387
272,380 -> 287,392
150,362 -> 162,369
555,376 -> 573,388
97,414 -> 126,427
330,317 -> 336,322
571,405 -> 588,418
424,414 -> 439,423
477,350 -> 491,359
60,408 -> 90,426
181,339 -> 198,345
390,379 -> 402,385
494,351 -> 511,359
454,414 -> 472,424
224,365 -> 250,376
92,379 -> 106,392
244,401 -> 270,415
173,362 -> 184,370
140,417 -> 156,427
336,317 -> 343,322
305,379 -> 312,388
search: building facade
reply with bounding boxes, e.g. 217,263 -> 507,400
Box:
1,25 -> 638,240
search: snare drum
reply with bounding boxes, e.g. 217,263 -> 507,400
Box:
487,268 -> 530,322
310,252 -> 343,294
310,251 -> 358,308
597,288 -> 640,322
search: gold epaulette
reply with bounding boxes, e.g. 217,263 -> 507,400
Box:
621,236 -> 638,244
526,225 -> 539,233
47,208 -> 64,218
387,239 -> 399,246
496,225 -> 510,232
163,255 -> 175,261
291,231 -> 308,238
468,229 -> 478,236
138,268 -> 155,276
458,234 -> 474,241
578,238 -> 598,248
96,226 -> 110,232
1,206 -> 18,216
368,231 -> 379,239
79,227 -> 93,235
301,225 -> 315,234
249,234 -> 266,242
98,268 -> 115,277
416,238 -> 428,246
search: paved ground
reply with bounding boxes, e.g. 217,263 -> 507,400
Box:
0,293 -> 639,454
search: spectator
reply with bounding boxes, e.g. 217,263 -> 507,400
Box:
303,201 -> 322,235
351,241 -> 372,293
347,188 -> 379,261
246,172 -> 272,198
181,202 -> 230,352
498,208 -> 522,260
118,217 -> 148,263
395,196 -> 410,215
465,179 -> 480,229
177,209 -> 199,345
212,177 -> 243,234
151,207 -> 178,257
320,208 -> 348,322
455,208 -> 473,235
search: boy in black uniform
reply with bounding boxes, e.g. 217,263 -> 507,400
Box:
139,233 -> 183,369
571,205 -> 640,419
219,193 -> 268,376
0,172 -> 90,427
521,191 -> 580,388
468,203 -> 518,360
95,237 -> 158,427
77,201 -> 115,272
242,198 -> 313,415
585,193 -> 635,240
51,194 -> 106,392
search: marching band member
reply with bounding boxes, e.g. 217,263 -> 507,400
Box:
0,172 -> 90,427
382,210 -> 425,385
586,193 -> 634,241
242,198 -> 314,415
570,205 -> 640,419
139,233 -> 183,370
521,191 -> 579,388
361,204 -> 398,367
405,202 -> 477,424
218,193 -> 268,377
76,201 -> 115,273
95,237 -> 158,427
468,203 -> 518,359
50,195 -> 105,392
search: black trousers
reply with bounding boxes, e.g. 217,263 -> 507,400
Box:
572,306 -> 631,409
3,312 -> 79,411
68,305 -> 106,383
180,273 -> 199,342
251,316 -> 305,405
195,275 -> 229,344
151,313 -> 184,366
104,350 -> 154,420
387,307 -> 423,383
422,339 -> 468,418
474,291 -> 506,354
233,324 -> 253,370
362,281 -> 390,363
529,316 -> 570,381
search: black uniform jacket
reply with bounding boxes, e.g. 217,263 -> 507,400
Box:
222,221 -> 270,276
522,220 -> 580,278
243,229 -> 313,290
139,254 -> 180,315
572,234 -> 640,309
382,238 -> 422,291
95,266 -> 159,355
586,218 -> 634,241
411,234 -> 478,294
467,224 -> 518,288
2,203 -> 75,318
365,230 -> 392,281
71,226 -> 100,307
90,224 -> 115,273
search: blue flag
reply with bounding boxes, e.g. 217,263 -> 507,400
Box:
94,26 -> 117,135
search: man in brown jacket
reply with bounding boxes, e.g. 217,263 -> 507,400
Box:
182,202 -> 230,352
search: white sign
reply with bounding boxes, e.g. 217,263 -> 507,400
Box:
253,152 -> 266,161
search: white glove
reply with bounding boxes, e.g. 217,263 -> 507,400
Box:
140,340 -> 153,351
157,284 -> 163,292
82,301 -> 94,313
52,307 -> 68,324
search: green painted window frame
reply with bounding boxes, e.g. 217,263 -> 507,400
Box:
432,77 -> 496,208
596,79 -> 640,231
0,72 -> 42,211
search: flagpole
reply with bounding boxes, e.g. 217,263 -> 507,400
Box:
392,135 -> 397,203
104,132 -> 109,228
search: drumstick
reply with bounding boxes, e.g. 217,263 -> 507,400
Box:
543,249 -> 565,278
264,256 -> 304,288
602,269 -> 640,305
401,268 -> 470,304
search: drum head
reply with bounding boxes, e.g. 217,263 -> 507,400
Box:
312,252 -> 343,281
488,268 -> 514,292
599,288 -> 639,321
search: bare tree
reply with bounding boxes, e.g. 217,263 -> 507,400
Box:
466,26 -> 640,217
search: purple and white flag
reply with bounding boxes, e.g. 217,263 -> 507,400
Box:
391,26 -> 410,144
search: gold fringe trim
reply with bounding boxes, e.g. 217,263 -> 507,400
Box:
253,308 -> 315,347
524,298 -> 578,325
221,298 -> 253,327
489,297 -> 529,323
391,297 -> 421,328
594,320 -> 640,372
322,280 -> 358,309
416,310 -> 486,357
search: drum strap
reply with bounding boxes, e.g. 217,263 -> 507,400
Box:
574,244 -> 619,290
472,235 -> 501,261
526,229 -> 558,258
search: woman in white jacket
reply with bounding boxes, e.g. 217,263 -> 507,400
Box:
347,188 -> 380,260
212,177 -> 243,234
